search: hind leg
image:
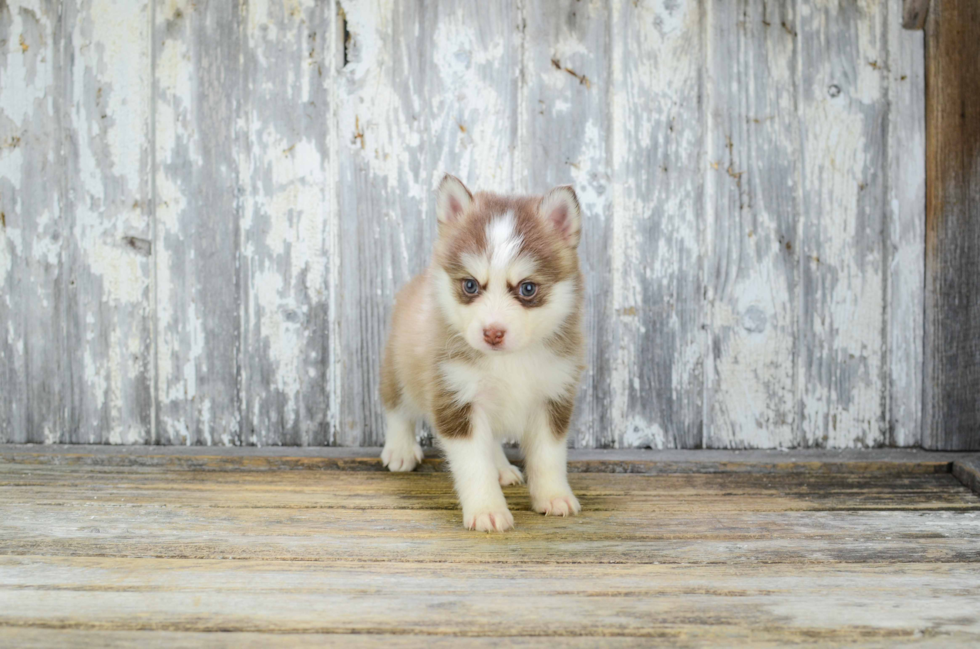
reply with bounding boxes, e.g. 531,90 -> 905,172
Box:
381,410 -> 424,472
493,442 -> 524,486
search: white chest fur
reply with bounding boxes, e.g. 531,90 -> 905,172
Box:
438,346 -> 580,438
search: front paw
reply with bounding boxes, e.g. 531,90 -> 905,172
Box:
463,506 -> 515,532
532,490 -> 581,517
381,440 -> 424,472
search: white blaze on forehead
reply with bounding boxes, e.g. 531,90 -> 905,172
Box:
486,212 -> 523,270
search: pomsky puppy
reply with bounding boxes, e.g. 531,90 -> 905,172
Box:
380,174 -> 585,532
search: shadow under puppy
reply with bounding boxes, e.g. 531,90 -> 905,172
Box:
380,174 -> 586,532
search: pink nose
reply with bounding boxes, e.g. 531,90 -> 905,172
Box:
483,326 -> 506,347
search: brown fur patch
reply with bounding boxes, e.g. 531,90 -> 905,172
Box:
547,396 -> 575,440
433,389 -> 472,439
436,197 -> 489,276
510,196 -> 579,286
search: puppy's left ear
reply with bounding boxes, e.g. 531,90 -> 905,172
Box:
538,185 -> 582,248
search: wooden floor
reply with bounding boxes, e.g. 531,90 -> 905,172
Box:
1,447 -> 979,647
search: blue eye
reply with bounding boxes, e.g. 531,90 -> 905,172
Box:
520,282 -> 537,298
462,279 -> 479,295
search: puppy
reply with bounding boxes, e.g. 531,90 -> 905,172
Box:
379,174 -> 585,532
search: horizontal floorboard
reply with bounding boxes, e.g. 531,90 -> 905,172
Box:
1,558 -> 979,639
1,472 -> 978,512
5,629 -> 979,648
1,473 -> 978,564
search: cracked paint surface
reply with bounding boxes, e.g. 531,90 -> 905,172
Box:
0,0 -> 924,449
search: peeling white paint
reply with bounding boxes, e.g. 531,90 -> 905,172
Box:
156,39 -> 191,99
1,0 -> 926,448
61,0 -> 154,442
338,0 -> 423,196
430,8 -> 514,191
610,0 -> 704,448
797,0 -> 889,448
0,2 -> 51,124
0,3 -> 67,443
886,8 -> 925,447
701,0 -> 800,449
622,416 -> 668,449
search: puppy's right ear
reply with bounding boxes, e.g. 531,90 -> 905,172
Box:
435,174 -> 473,227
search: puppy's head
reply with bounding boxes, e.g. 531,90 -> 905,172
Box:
432,174 -> 582,355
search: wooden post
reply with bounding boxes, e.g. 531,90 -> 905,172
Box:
923,0 -> 980,450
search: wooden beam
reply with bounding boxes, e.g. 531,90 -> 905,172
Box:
903,0 -> 930,30
924,0 -> 980,450
1,444 -> 974,475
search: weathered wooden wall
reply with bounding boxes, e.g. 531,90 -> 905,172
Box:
0,0 -> 926,449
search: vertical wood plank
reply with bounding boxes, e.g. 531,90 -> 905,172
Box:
333,0 -> 416,447
923,0 -> 980,450
335,0 -> 520,446
63,0 -> 153,444
797,0 -> 888,447
610,0 -> 704,449
886,3 -> 925,447
703,0 -> 800,448
523,0 -> 611,448
419,1 -> 520,196
154,0 -> 244,445
0,1 -> 67,443
242,0 -> 335,446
